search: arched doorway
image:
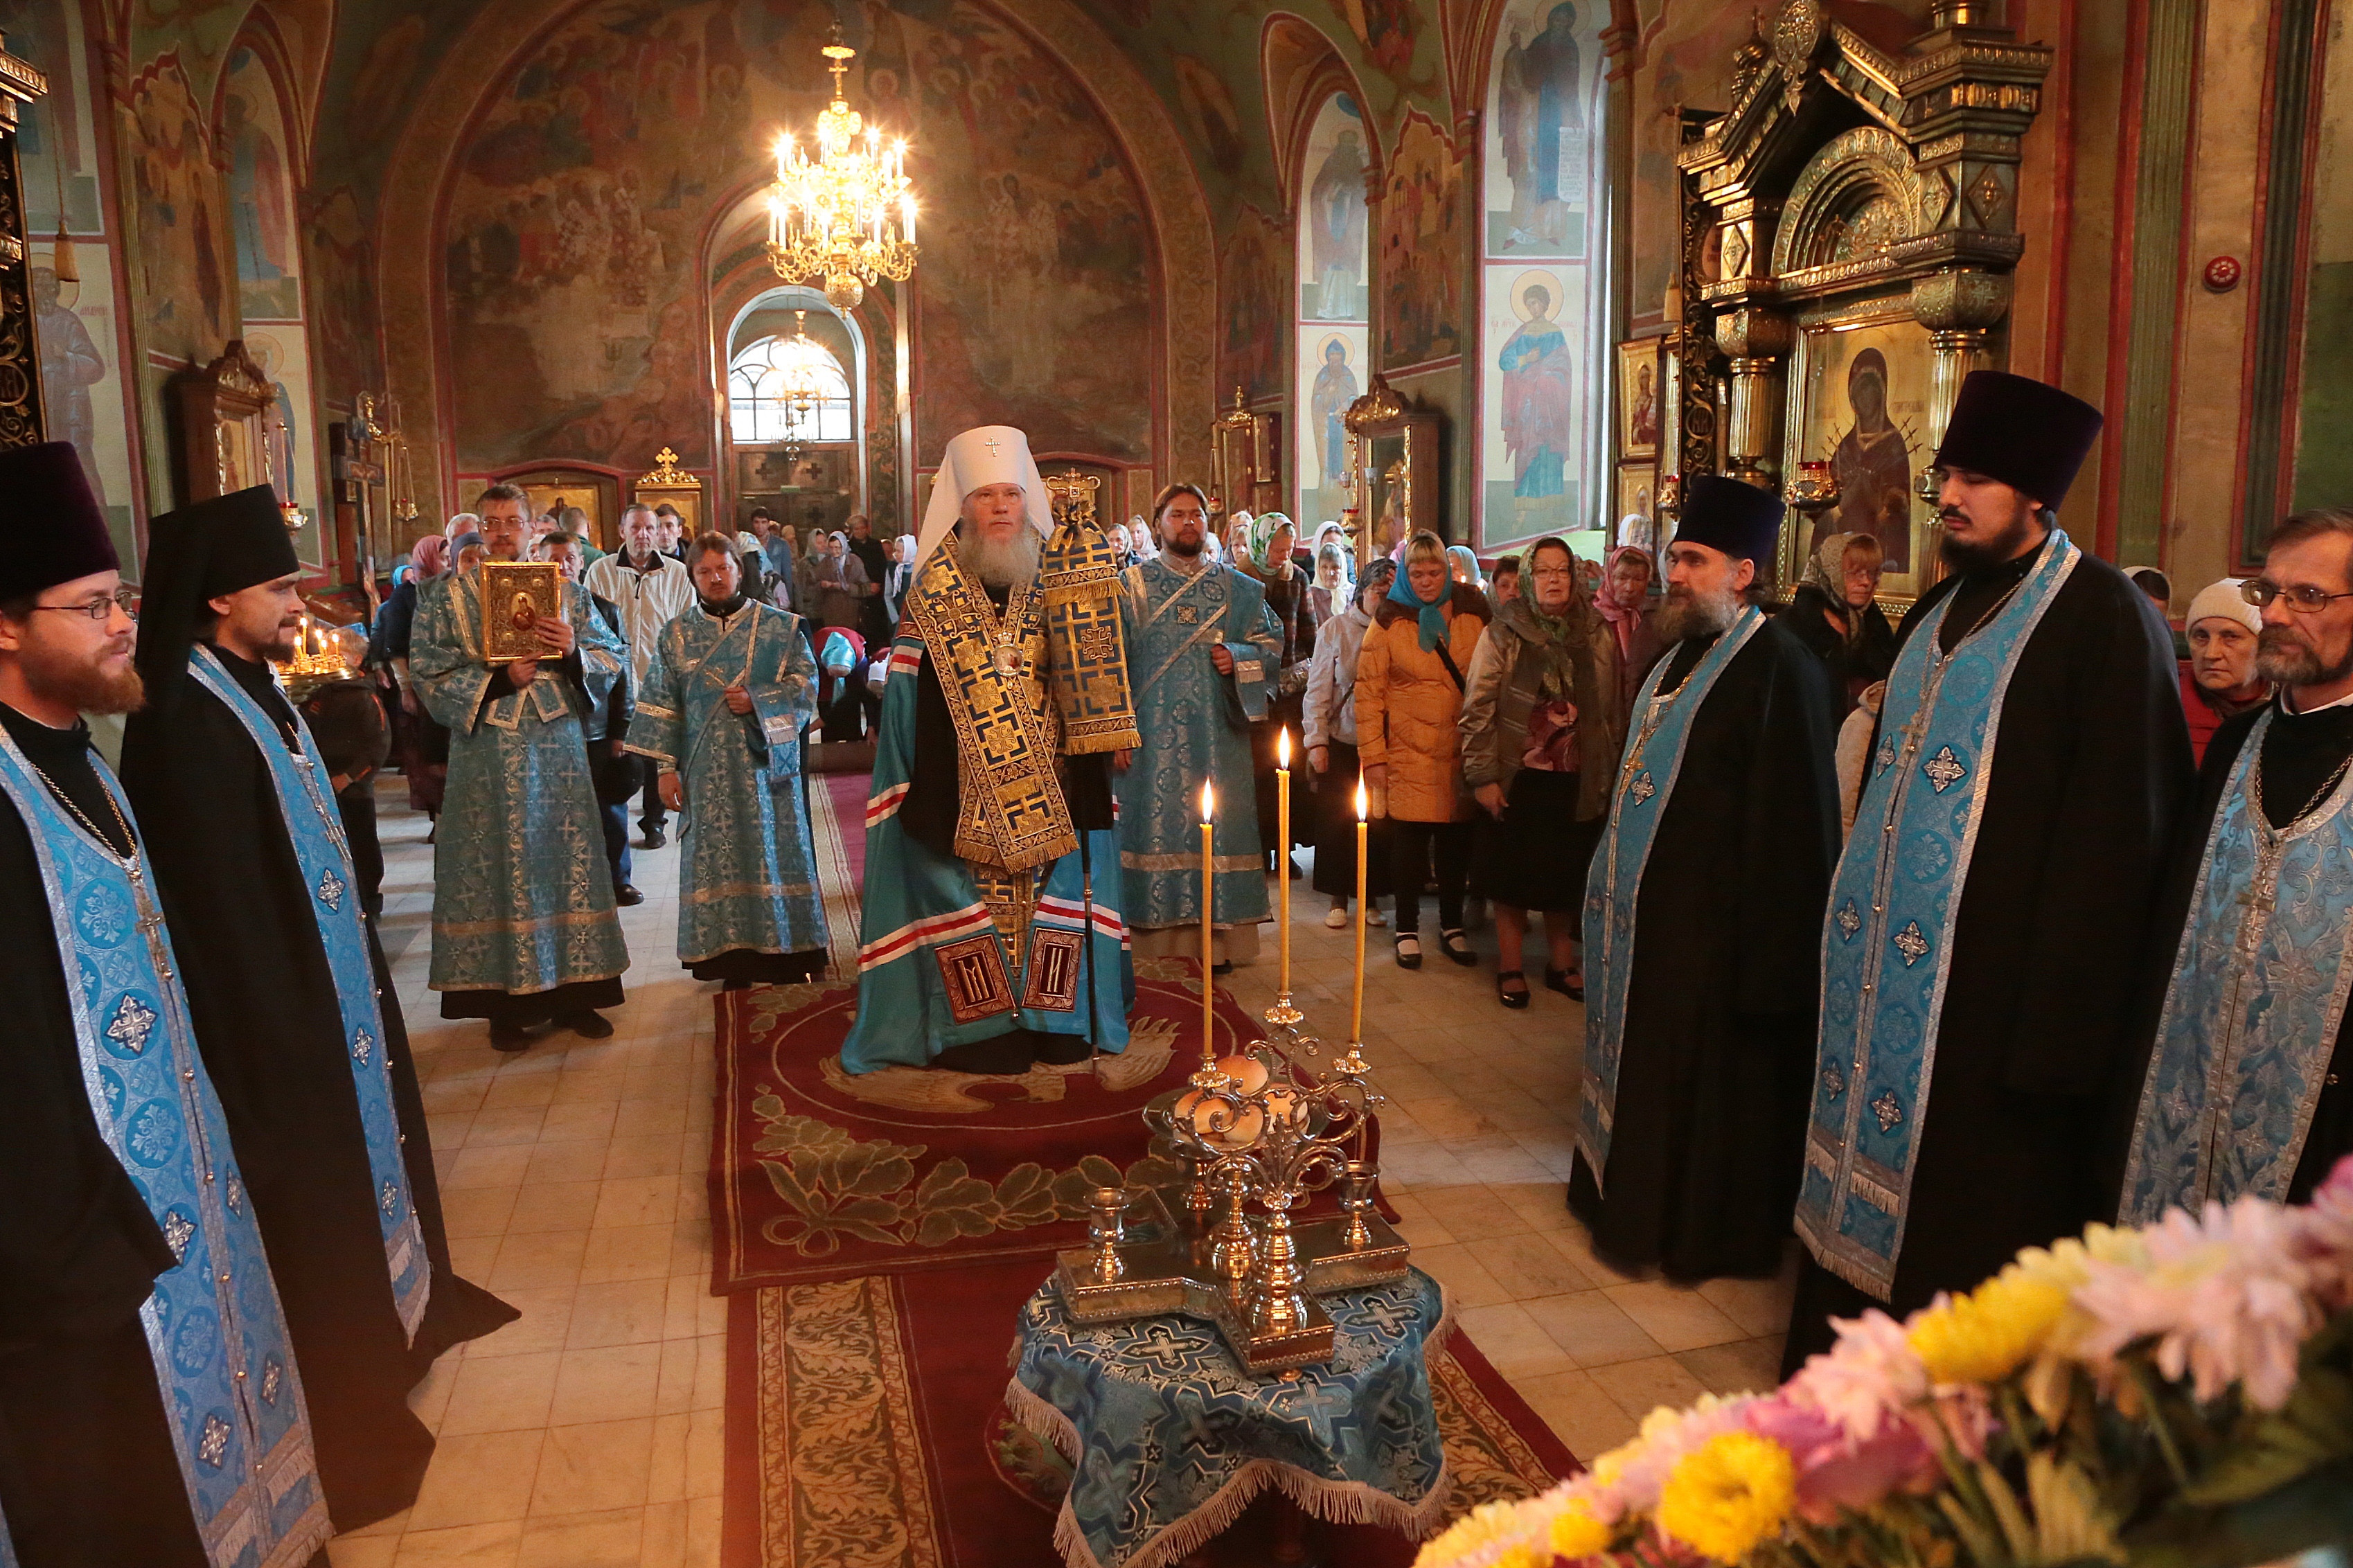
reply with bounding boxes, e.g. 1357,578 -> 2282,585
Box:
724,286 -> 867,549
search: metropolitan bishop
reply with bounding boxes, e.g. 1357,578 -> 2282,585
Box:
842,426 -> 1139,1076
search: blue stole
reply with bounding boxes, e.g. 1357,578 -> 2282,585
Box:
0,730 -> 328,1568
188,648 -> 429,1339
2120,708 -> 2353,1222
1578,607 -> 1766,1187
1797,531 -> 2080,1298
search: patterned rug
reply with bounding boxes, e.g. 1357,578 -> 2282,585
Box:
720,1256 -> 1580,1568
708,961 -> 1270,1293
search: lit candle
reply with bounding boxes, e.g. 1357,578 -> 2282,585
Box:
1200,778 -> 1216,1069
1351,781 -> 1369,1047
1275,727 -> 1291,997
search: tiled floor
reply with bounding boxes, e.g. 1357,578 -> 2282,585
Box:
332,781 -> 1792,1564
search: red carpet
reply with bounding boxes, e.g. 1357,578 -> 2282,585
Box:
708,961 -> 1274,1294
721,1255 -> 1581,1568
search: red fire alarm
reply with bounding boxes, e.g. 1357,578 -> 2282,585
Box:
2203,256 -> 2244,292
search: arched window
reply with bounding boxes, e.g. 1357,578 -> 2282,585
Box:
729,332 -> 854,445
1295,94 -> 1371,529
1480,0 -> 1610,552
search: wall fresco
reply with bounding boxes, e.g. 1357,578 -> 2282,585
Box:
1378,111 -> 1464,368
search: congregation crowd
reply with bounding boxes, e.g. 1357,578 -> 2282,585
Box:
1,365 -> 2349,1565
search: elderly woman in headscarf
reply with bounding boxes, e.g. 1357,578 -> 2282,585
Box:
1783,531 -> 1894,714
1446,544 -> 1484,590
805,529 -> 871,632
1306,556 -> 1396,927
1308,540 -> 1353,630
1250,513 -> 1317,873
882,532 -> 918,624
1461,537 -> 1622,1006
1592,544 -> 1664,725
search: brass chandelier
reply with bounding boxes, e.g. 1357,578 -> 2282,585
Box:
767,26 -> 916,311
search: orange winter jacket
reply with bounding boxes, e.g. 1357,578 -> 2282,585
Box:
1352,583 -> 1493,823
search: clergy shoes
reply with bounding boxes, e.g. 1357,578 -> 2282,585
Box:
1033,1033 -> 1093,1066
615,883 -> 644,907
933,1033 -> 1035,1075
565,1011 -> 615,1039
490,1021 -> 533,1052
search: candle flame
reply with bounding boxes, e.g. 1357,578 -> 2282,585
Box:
1200,779 -> 1215,822
1356,781 -> 1369,820
1277,727 -> 1290,767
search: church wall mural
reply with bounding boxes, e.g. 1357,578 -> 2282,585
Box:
1295,93 -> 1369,531
1479,0 -> 1605,549
1379,111 -> 1464,371
434,0 -> 1155,483
1220,204 -> 1287,409
10,0 -> 143,569
222,45 -> 327,564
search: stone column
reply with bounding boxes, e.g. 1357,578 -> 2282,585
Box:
1716,307 -> 1794,490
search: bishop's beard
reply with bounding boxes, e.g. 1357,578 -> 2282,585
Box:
23,635 -> 145,716
1656,582 -> 1741,642
959,523 -> 1041,590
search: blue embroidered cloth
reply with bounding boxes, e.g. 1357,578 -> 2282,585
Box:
1007,1267 -> 1448,1568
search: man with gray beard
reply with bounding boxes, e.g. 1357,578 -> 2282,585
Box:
1572,474 -> 1840,1282
2115,506 -> 2353,1227
842,426 -> 1140,1076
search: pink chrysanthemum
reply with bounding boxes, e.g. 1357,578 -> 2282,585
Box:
1784,1309 -> 1929,1443
2075,1195 -> 2323,1410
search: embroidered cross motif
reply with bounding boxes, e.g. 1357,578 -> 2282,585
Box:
316,867 -> 346,911
1876,741 -> 1897,772
1834,901 -> 1862,941
1921,746 -> 1967,793
1628,772 -> 1657,805
1177,605 -> 1199,624
1892,921 -> 1930,966
260,1357 -> 283,1406
197,1414 -> 232,1469
161,1211 -> 195,1260
380,1179 -> 402,1217
1353,1291 -> 1417,1337
1822,1064 -> 1846,1098
353,1029 -> 375,1064
226,1174 -> 245,1214
107,995 -> 157,1056
1871,1089 -> 1905,1132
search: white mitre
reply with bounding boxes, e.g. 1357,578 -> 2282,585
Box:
914,425 -> 1054,567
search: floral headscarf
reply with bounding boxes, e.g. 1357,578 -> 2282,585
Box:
1804,533 -> 1872,650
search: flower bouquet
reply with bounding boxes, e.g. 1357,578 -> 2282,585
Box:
1417,1157 -> 2353,1568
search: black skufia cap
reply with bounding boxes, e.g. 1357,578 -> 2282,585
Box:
0,441 -> 117,599
136,485 -> 301,697
1932,371 -> 2104,510
1673,473 -> 1785,564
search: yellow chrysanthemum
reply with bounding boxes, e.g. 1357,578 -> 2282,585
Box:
1490,1548 -> 1545,1568
1655,1431 -> 1797,1565
1908,1267 -> 2068,1385
1548,1500 -> 1613,1559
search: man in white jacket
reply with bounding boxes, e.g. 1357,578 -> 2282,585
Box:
585,504 -> 695,846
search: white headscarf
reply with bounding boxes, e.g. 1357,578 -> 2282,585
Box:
915,425 -> 1054,567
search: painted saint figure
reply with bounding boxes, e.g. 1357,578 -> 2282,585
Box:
1306,121 -> 1369,321
1825,348 -> 1916,573
1310,339 -> 1360,492
1498,2 -> 1587,251
1499,283 -> 1578,500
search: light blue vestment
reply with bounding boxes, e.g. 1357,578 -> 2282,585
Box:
1580,607 -> 1766,1190
0,730 -> 330,1568
2120,708 -> 2353,1222
410,565 -> 631,1001
1797,530 -> 2080,1299
628,600 -> 829,972
1115,558 -> 1281,930
188,648 -> 429,1337
842,636 -> 1131,1073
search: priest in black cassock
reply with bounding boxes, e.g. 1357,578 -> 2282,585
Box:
119,487 -> 517,1530
2113,507 -> 2353,1225
0,445 -> 332,1567
1788,372 -> 2194,1371
1570,474 -> 1840,1279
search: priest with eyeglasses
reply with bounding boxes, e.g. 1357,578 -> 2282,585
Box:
2115,508 -> 2353,1224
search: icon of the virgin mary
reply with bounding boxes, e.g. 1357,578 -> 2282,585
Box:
1825,347 -> 1915,572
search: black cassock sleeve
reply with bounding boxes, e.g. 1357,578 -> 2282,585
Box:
2003,582 -> 2194,1096
0,803 -> 174,1348
1734,626 -> 1842,1016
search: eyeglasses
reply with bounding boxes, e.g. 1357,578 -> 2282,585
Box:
28,587 -> 138,621
2242,579 -> 2353,614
